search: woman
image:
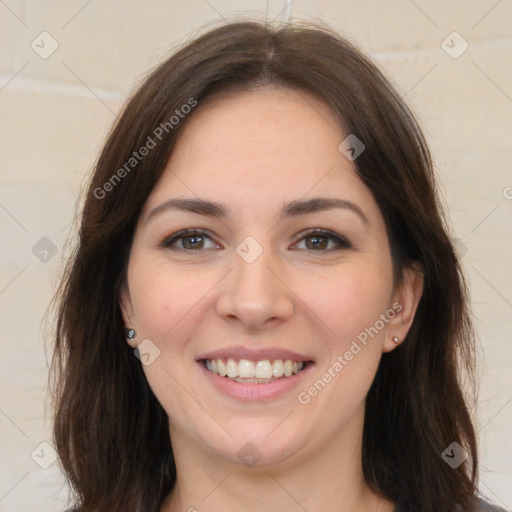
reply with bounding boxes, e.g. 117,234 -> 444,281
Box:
51,20 -> 506,512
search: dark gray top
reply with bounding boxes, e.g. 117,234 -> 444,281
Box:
65,498 -> 509,511
394,497 -> 509,512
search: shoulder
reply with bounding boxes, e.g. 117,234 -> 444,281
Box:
474,498 -> 510,512
395,497 -> 509,512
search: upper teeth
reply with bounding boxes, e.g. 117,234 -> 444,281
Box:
205,358 -> 304,379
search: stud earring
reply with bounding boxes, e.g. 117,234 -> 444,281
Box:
125,328 -> 136,340
392,336 -> 400,344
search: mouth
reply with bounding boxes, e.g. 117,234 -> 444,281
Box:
201,357 -> 311,383
195,348 -> 315,401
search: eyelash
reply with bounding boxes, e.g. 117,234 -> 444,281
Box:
158,228 -> 352,254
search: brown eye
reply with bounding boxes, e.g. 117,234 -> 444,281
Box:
294,229 -> 351,252
160,229 -> 219,251
181,234 -> 205,250
305,234 -> 329,250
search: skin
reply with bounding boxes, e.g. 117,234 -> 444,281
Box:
120,86 -> 423,512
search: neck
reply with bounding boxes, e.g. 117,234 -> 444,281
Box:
160,410 -> 395,512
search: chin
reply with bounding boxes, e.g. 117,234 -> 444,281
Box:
201,420 -> 308,469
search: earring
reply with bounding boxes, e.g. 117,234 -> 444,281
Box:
392,336 -> 400,344
125,328 -> 136,340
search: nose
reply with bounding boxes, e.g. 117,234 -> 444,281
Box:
215,243 -> 294,331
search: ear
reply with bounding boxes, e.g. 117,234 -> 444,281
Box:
383,264 -> 424,353
119,282 -> 138,349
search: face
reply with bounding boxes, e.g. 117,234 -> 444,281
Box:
121,86 -> 421,469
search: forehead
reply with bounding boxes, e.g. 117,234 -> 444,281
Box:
141,86 -> 380,223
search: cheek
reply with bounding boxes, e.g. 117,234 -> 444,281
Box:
303,268 -> 391,406
309,261 -> 393,347
128,258 -> 212,342
293,263 -> 393,431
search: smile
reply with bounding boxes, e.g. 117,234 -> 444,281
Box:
203,357 -> 307,382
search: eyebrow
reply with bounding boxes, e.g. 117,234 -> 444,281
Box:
145,196 -> 369,225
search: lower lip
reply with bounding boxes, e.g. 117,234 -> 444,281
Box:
197,361 -> 314,401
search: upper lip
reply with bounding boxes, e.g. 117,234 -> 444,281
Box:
196,347 -> 314,362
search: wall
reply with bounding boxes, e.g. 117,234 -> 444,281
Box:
0,1 -> 511,510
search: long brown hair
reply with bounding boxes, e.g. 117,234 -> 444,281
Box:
50,20 -> 478,512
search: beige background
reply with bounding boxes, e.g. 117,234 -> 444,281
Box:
0,1 -> 511,511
